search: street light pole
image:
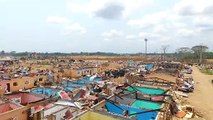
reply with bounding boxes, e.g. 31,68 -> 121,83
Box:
144,38 -> 148,56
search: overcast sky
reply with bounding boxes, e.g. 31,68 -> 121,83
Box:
0,0 -> 213,53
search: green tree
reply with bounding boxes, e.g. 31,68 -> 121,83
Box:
176,47 -> 193,61
191,45 -> 208,63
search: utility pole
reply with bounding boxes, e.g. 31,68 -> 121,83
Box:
144,38 -> 148,56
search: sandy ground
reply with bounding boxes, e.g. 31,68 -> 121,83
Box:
110,77 -> 126,85
187,66 -> 213,120
206,59 -> 213,63
148,73 -> 177,82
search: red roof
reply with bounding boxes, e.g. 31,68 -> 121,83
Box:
59,91 -> 71,100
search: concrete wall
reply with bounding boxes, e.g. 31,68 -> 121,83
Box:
0,76 -> 47,95
53,108 -> 69,120
62,67 -> 103,78
0,106 -> 28,120
42,106 -> 69,120
63,69 -> 81,78
75,111 -> 120,120
43,105 -> 66,117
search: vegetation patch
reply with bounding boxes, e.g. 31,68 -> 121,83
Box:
200,68 -> 213,75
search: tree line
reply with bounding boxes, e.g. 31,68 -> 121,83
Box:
176,45 -> 213,63
1,45 -> 213,63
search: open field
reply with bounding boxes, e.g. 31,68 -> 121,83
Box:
206,59 -> 213,63
64,55 -> 160,61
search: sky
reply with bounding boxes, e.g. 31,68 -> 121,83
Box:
0,0 -> 213,53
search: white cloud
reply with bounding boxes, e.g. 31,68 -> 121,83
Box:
51,0 -> 213,51
126,35 -> 137,40
138,32 -> 161,39
174,0 -> 213,16
127,0 -> 213,41
173,0 -> 213,33
63,23 -> 87,34
193,16 -> 213,31
121,0 -> 154,18
177,28 -> 195,37
103,38 -> 110,41
46,16 -> 69,24
194,17 -> 213,25
94,3 -> 124,19
153,24 -> 168,34
46,16 -> 86,34
127,11 -> 170,28
66,0 -> 153,19
102,29 -> 123,38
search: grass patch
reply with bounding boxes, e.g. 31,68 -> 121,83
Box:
201,68 -> 213,75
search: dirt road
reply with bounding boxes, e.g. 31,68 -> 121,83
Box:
188,66 -> 213,120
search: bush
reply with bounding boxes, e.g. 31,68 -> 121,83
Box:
200,68 -> 213,75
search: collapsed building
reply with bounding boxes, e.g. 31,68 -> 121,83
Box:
0,58 -> 198,120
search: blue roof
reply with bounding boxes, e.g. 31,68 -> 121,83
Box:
106,102 -> 157,120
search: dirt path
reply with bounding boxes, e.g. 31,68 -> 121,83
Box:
188,66 -> 213,120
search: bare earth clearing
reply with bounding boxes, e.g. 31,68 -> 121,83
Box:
65,56 -> 160,61
206,59 -> 213,63
188,66 -> 213,120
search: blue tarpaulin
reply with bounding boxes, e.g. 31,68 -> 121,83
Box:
106,102 -> 157,120
32,87 -> 59,97
83,77 -> 102,81
63,87 -> 75,92
62,81 -> 85,87
145,64 -> 153,70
